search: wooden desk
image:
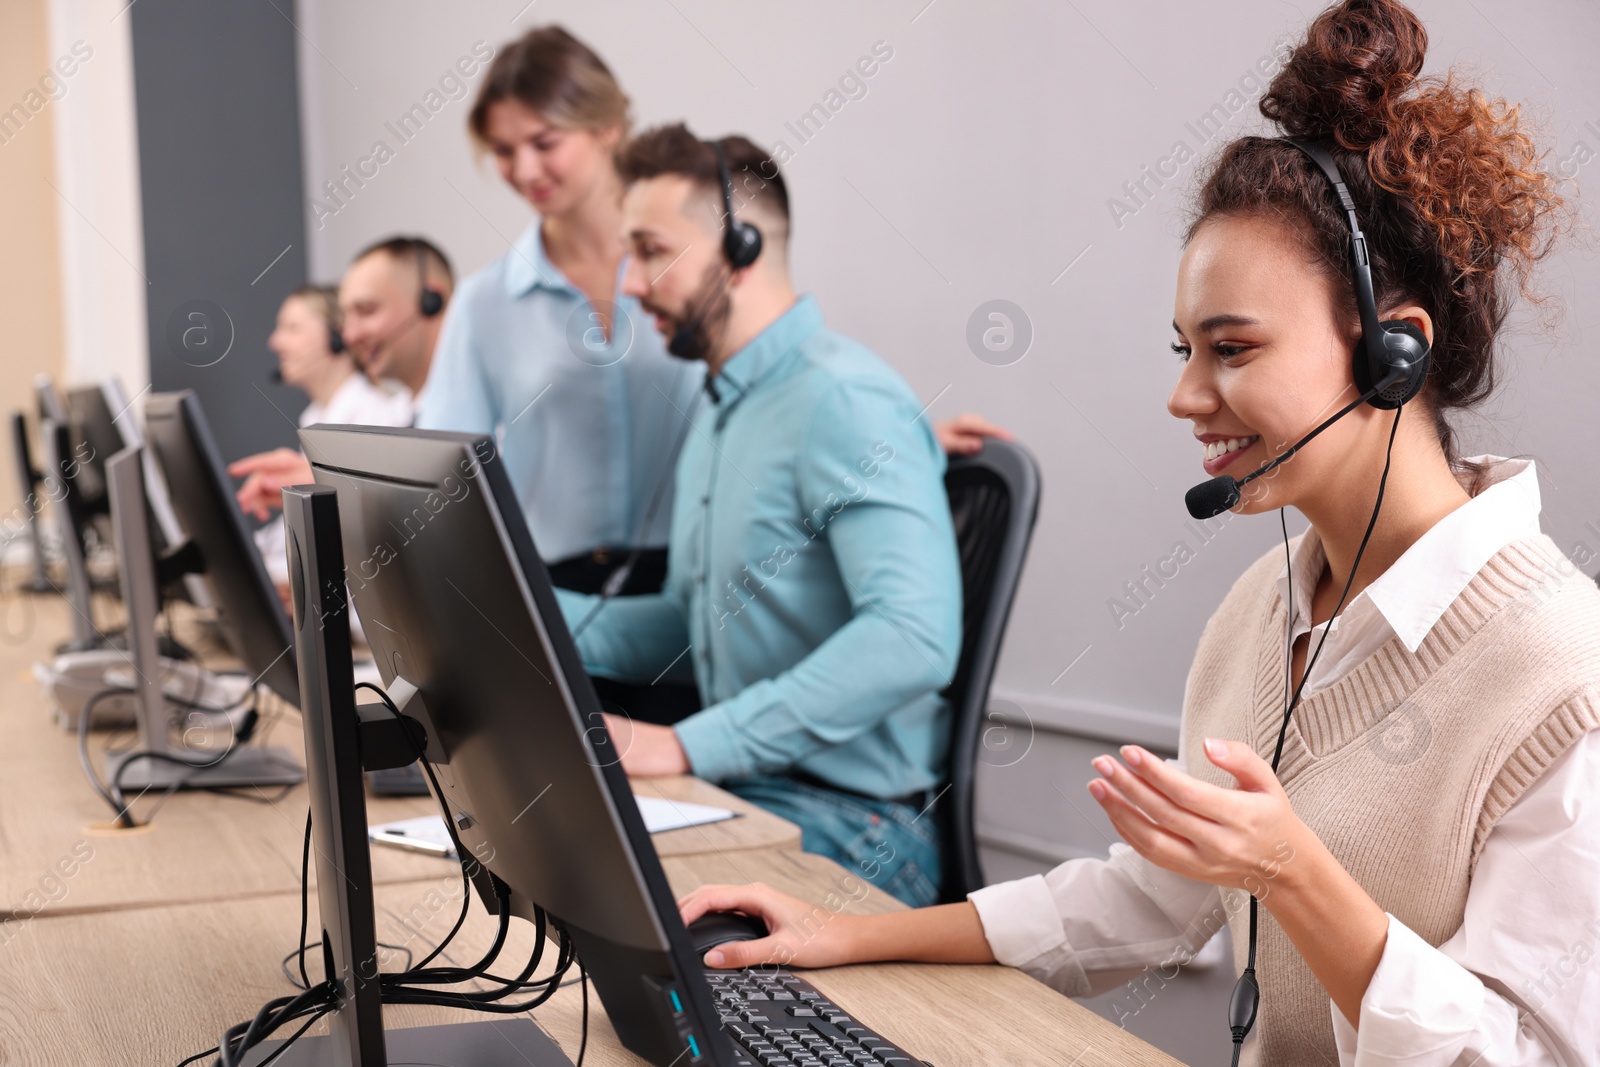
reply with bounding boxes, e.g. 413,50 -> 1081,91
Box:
0,849 -> 1180,1067
1,593 -> 798,917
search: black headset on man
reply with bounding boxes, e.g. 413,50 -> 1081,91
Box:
1187,139 -> 1431,1064
313,239 -> 443,360
571,138 -> 762,637
663,138 -> 763,367
713,139 -> 763,270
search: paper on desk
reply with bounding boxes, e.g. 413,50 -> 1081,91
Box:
369,794 -> 738,859
634,794 -> 739,833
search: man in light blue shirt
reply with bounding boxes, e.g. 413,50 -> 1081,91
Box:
555,125 -> 962,906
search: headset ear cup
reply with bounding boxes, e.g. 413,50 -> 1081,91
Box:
418,288 -> 444,318
724,222 -> 762,270
328,326 -> 346,354
1356,320 -> 1431,409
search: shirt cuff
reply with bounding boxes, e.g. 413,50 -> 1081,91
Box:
1332,995 -> 1359,1064
968,874 -> 1070,971
673,705 -> 748,783
1336,914 -> 1486,1062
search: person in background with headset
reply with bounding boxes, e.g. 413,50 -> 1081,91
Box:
679,2 -> 1600,1064
267,283 -> 414,427
336,236 -> 452,405
553,123 -> 963,908
230,236 -> 453,520
250,284 -> 412,600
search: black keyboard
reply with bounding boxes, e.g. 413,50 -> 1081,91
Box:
706,969 -> 927,1067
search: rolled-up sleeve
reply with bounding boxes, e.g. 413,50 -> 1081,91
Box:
673,378 -> 961,783
1327,916 -> 1560,1066
1330,730 -> 1600,1066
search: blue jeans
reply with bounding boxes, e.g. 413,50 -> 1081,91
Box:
725,775 -> 943,907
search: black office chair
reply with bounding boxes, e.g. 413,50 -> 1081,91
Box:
937,438 -> 1041,902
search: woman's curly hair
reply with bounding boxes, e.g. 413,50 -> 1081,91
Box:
1187,0 -> 1570,472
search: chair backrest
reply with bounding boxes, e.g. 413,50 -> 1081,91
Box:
939,438 -> 1041,901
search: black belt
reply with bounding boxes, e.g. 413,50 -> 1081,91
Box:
547,545 -> 669,596
785,769 -> 937,811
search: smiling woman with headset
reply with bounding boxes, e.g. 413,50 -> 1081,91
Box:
677,2 -> 1600,1063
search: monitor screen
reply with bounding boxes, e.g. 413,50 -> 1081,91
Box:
301,422 -> 729,1067
145,391 -> 298,705
66,382 -> 137,507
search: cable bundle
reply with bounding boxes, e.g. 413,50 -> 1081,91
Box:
77,681 -> 263,830
178,682 -> 590,1067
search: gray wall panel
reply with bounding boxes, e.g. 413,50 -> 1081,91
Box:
130,0 -> 310,464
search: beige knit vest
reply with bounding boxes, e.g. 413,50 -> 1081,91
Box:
1182,534 -> 1600,1065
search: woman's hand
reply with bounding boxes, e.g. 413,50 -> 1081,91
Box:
1090,738 -> 1390,1027
1086,738 -> 1302,897
933,412 -> 1013,456
678,882 -> 866,970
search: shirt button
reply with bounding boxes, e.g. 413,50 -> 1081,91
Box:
701,495 -> 710,506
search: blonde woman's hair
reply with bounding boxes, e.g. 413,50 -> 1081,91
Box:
468,26 -> 631,147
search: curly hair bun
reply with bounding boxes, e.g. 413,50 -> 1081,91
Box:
1261,0 -> 1427,148
1263,0 -> 1563,289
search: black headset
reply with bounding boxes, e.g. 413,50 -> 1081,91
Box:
1282,137 -> 1431,408
328,318 -> 346,355
415,240 -> 444,318
711,139 -> 763,270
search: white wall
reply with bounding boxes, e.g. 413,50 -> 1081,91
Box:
47,0 -> 148,394
293,0 -> 1600,869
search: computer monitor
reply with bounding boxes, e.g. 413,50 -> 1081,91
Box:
89,379 -> 215,612
33,380 -> 218,718
66,382 -> 125,508
267,482 -> 553,1065
41,377 -> 167,544
8,410 -> 53,592
100,444 -> 302,790
33,377 -> 121,649
145,391 -> 299,707
40,417 -> 101,651
35,375 -> 67,424
301,423 -> 731,1067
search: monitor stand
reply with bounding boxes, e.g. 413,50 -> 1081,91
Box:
245,1019 -> 567,1067
100,446 -> 302,791
259,485 -> 570,1066
103,747 -> 305,790
42,418 -> 103,653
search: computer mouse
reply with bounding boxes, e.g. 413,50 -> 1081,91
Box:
685,910 -> 769,956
